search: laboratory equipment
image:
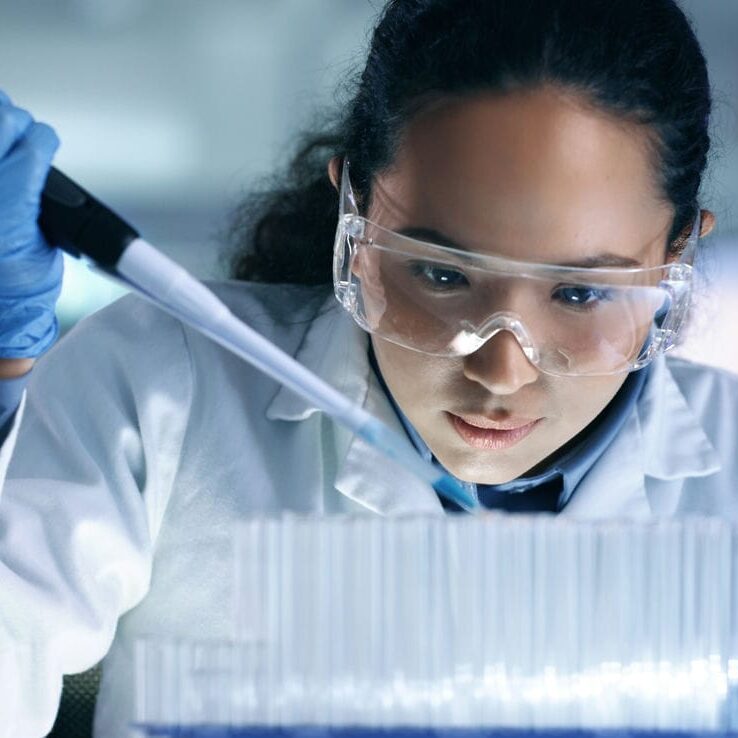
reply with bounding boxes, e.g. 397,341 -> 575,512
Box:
133,514 -> 738,737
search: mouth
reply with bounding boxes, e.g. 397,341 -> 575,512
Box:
447,412 -> 543,450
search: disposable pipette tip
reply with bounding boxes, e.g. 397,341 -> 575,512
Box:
434,474 -> 479,513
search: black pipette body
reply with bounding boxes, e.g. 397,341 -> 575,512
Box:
39,167 -> 139,268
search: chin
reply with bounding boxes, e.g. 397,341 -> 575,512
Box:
436,449 -> 525,486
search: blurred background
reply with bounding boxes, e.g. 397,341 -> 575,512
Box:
0,0 -> 736,370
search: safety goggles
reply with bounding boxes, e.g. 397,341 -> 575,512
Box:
333,160 -> 698,377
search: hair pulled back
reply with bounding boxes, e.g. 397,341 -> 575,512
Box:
229,0 -> 711,284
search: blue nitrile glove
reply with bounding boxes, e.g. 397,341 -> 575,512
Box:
0,91 -> 63,359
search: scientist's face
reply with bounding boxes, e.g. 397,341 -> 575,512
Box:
335,88 -> 712,484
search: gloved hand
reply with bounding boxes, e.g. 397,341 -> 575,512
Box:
0,91 -> 63,359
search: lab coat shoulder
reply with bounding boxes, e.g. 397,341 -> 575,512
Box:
180,280 -> 333,409
7,279 -> 330,518
167,280 -> 334,438
194,279 -> 333,366
9,289 -> 196,516
0,290 -> 196,737
208,279 -> 332,332
163,281 -> 345,513
0,280 -> 334,736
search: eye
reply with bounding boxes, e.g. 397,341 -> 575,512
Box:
552,284 -> 613,309
409,261 -> 470,291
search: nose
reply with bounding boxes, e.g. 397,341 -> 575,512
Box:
462,329 -> 539,395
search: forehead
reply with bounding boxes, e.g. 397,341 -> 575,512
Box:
371,88 -> 673,263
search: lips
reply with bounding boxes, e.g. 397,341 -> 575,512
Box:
453,412 -> 540,430
448,412 -> 542,450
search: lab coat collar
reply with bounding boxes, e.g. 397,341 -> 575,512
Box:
266,298 -> 443,515
637,356 -> 721,481
266,296 -> 720,518
265,299 -> 368,422
561,356 -> 721,519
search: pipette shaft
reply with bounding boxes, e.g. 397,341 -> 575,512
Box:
39,170 -> 478,513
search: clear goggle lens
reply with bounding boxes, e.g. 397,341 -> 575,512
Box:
333,163 -> 697,377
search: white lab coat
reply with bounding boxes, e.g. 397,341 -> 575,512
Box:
0,280 -> 736,737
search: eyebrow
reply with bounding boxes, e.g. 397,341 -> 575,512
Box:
397,226 -> 643,269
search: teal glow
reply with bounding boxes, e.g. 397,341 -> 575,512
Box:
56,254 -> 129,334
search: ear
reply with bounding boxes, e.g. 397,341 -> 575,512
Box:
668,208 -> 716,261
699,209 -> 716,238
328,156 -> 342,191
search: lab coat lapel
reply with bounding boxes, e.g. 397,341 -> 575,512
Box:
637,357 -> 721,480
560,409 -> 650,519
265,301 -> 368,423
561,357 -> 721,520
265,297 -> 442,516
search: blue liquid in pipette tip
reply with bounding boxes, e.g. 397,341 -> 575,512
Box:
434,474 -> 479,513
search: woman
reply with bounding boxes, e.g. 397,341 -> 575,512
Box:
1,0 -> 737,735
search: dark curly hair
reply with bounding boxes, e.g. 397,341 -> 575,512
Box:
228,0 -> 711,284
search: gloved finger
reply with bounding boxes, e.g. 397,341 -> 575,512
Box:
21,121 -> 60,162
0,122 -> 60,244
0,104 -> 33,160
0,90 -> 13,107
2,121 -> 60,194
0,233 -> 63,292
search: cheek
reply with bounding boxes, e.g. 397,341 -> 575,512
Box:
371,339 -> 456,410
550,375 -> 626,435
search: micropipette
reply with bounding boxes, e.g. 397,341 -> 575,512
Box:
39,167 -> 478,513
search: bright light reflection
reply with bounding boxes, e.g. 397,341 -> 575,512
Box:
57,254 -> 129,332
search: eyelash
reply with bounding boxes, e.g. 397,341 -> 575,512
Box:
408,262 -> 470,291
550,285 -> 614,310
